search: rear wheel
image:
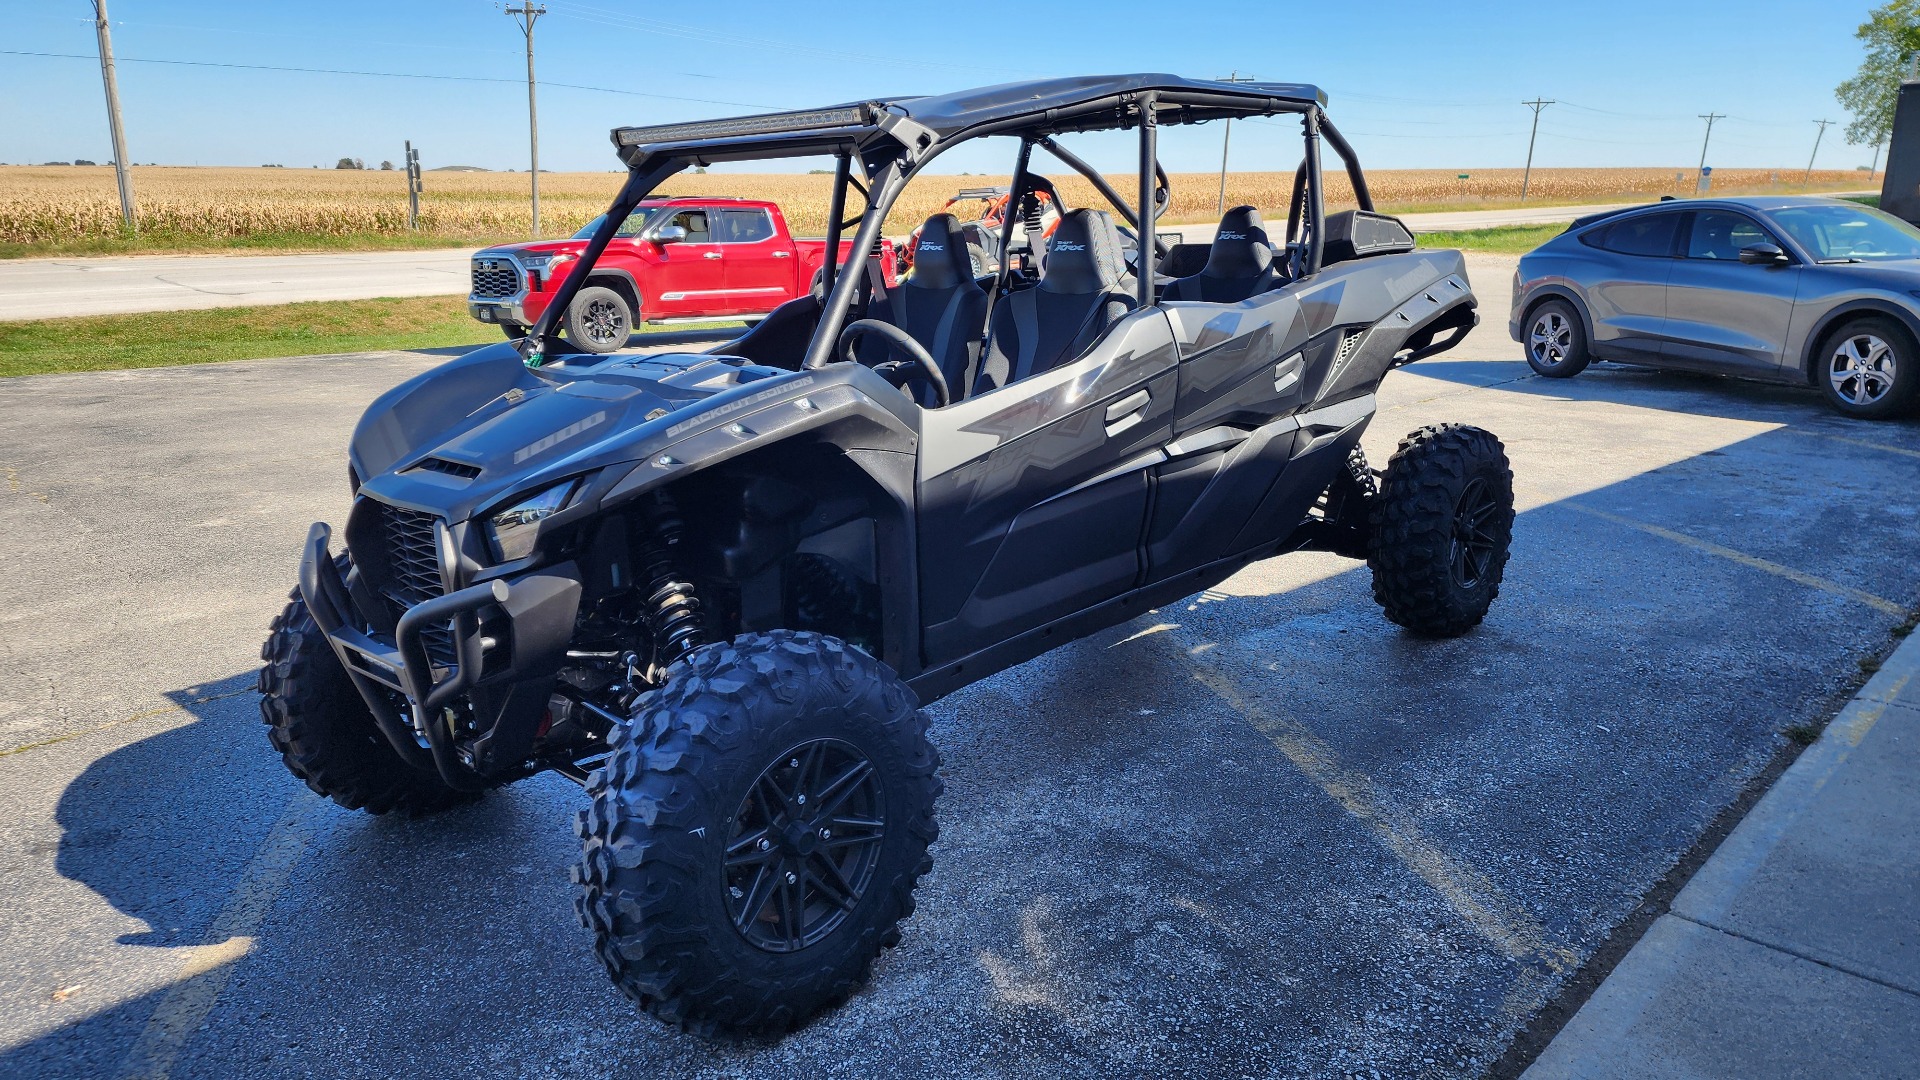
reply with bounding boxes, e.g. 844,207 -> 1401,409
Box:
258,571 -> 474,816
1368,425 -> 1515,638
573,631 -> 940,1038
1818,316 -> 1918,419
1525,299 -> 1591,378
563,285 -> 633,353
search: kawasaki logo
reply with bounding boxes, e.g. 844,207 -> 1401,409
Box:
1219,231 -> 1246,240
921,242 -> 943,251
1054,241 -> 1086,251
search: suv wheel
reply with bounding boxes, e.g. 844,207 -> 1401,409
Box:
1367,425 -> 1515,638
1819,316 -> 1918,419
573,631 -> 941,1037
1524,299 -> 1591,378
258,564 -> 476,816
563,285 -> 634,354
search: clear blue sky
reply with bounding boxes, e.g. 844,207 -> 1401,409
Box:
0,0 -> 1879,175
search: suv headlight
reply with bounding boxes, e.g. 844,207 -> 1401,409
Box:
483,480 -> 577,562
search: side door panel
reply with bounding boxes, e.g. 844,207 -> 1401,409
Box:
1580,211 -> 1683,360
916,309 -> 1178,664
716,208 -> 795,316
1661,210 -> 1802,375
650,209 -> 725,318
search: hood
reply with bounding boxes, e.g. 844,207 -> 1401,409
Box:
477,238 -> 590,257
351,342 -> 795,522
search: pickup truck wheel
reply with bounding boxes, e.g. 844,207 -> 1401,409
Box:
258,569 -> 476,816
1367,424 -> 1514,638
573,630 -> 941,1038
563,285 -> 633,354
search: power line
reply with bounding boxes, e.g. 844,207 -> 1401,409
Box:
1520,98 -> 1553,202
504,4 -> 546,239
0,49 -> 776,109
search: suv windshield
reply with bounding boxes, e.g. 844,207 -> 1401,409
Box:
1769,203 -> 1920,262
572,208 -> 661,240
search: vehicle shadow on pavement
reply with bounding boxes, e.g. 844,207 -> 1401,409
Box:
10,369 -> 1920,1079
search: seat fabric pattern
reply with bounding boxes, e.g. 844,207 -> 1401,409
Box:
974,209 -> 1136,395
1163,205 -> 1280,304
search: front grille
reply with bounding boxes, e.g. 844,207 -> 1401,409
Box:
471,256 -> 520,299
368,502 -> 457,667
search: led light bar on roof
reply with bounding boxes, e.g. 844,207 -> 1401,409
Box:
613,104 -> 878,148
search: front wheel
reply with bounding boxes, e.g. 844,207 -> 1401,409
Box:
258,574 -> 475,816
562,285 -> 634,354
572,631 -> 941,1038
1368,425 -> 1515,638
1818,316 -> 1919,419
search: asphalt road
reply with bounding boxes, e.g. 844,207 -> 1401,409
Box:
3,255 -> 1918,1078
1,198 -> 1805,322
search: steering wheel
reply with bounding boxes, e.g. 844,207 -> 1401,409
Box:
836,320 -> 951,407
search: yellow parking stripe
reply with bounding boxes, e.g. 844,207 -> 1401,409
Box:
0,690 -> 252,759
120,795 -> 321,1080
1791,429 -> 1920,461
1565,503 -> 1907,617
1174,638 -> 1577,1014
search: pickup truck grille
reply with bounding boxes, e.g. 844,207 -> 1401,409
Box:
471,256 -> 520,299
366,501 -> 457,667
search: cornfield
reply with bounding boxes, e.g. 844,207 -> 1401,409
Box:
0,165 -> 1872,248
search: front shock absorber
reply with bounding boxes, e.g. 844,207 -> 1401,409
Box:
634,490 -> 707,680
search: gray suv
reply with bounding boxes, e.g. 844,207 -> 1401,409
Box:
1510,196 -> 1920,419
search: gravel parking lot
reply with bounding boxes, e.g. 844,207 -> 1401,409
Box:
3,254 -> 1917,1078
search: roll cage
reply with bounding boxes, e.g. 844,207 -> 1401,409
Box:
519,73 -> 1380,377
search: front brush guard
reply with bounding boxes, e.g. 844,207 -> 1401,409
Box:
298,522 -> 507,791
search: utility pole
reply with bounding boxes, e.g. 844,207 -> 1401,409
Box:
1871,140 -> 1883,180
91,0 -> 135,232
505,4 -> 547,238
1696,112 -> 1724,188
1214,71 -> 1258,214
1519,98 -> 1554,203
1803,119 -> 1833,186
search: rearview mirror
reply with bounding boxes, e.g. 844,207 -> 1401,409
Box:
1738,242 -> 1788,266
652,224 -> 689,245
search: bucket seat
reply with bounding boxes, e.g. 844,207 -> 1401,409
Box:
1162,205 -> 1280,303
973,209 -> 1136,395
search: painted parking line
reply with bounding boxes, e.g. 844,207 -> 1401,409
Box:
0,690 -> 254,759
1165,634 -> 1578,1017
1563,503 -> 1907,618
120,793 -> 322,1080
1788,429 -> 1920,461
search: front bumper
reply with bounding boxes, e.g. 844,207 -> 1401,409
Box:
297,521 -> 583,786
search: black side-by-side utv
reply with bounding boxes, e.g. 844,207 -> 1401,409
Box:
258,74 -> 1511,1037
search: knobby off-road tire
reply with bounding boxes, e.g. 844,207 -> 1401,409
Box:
573,630 -> 941,1038
1368,424 -> 1515,638
258,571 -> 475,816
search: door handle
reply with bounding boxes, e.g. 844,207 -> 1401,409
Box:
1104,389 -> 1151,436
771,251 -> 791,258
702,251 -> 723,260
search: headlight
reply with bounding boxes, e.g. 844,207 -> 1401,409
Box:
483,480 -> 576,562
520,252 -> 572,270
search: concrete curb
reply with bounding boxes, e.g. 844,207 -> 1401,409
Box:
1524,626 -> 1920,1080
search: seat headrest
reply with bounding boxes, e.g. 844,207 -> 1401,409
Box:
1204,205 -> 1273,278
908,213 -> 974,291
1041,209 -> 1127,295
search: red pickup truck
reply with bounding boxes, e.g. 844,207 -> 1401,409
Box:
468,195 -> 895,352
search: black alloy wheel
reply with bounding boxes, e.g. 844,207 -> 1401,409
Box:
725,738 -> 886,953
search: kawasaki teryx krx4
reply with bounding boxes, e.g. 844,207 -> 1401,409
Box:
259,74 -> 1509,1037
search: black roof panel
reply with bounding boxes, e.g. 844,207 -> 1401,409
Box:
894,73 -> 1325,139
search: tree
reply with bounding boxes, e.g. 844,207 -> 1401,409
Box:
380,160 -> 395,170
335,157 -> 358,169
1836,0 -> 1920,148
